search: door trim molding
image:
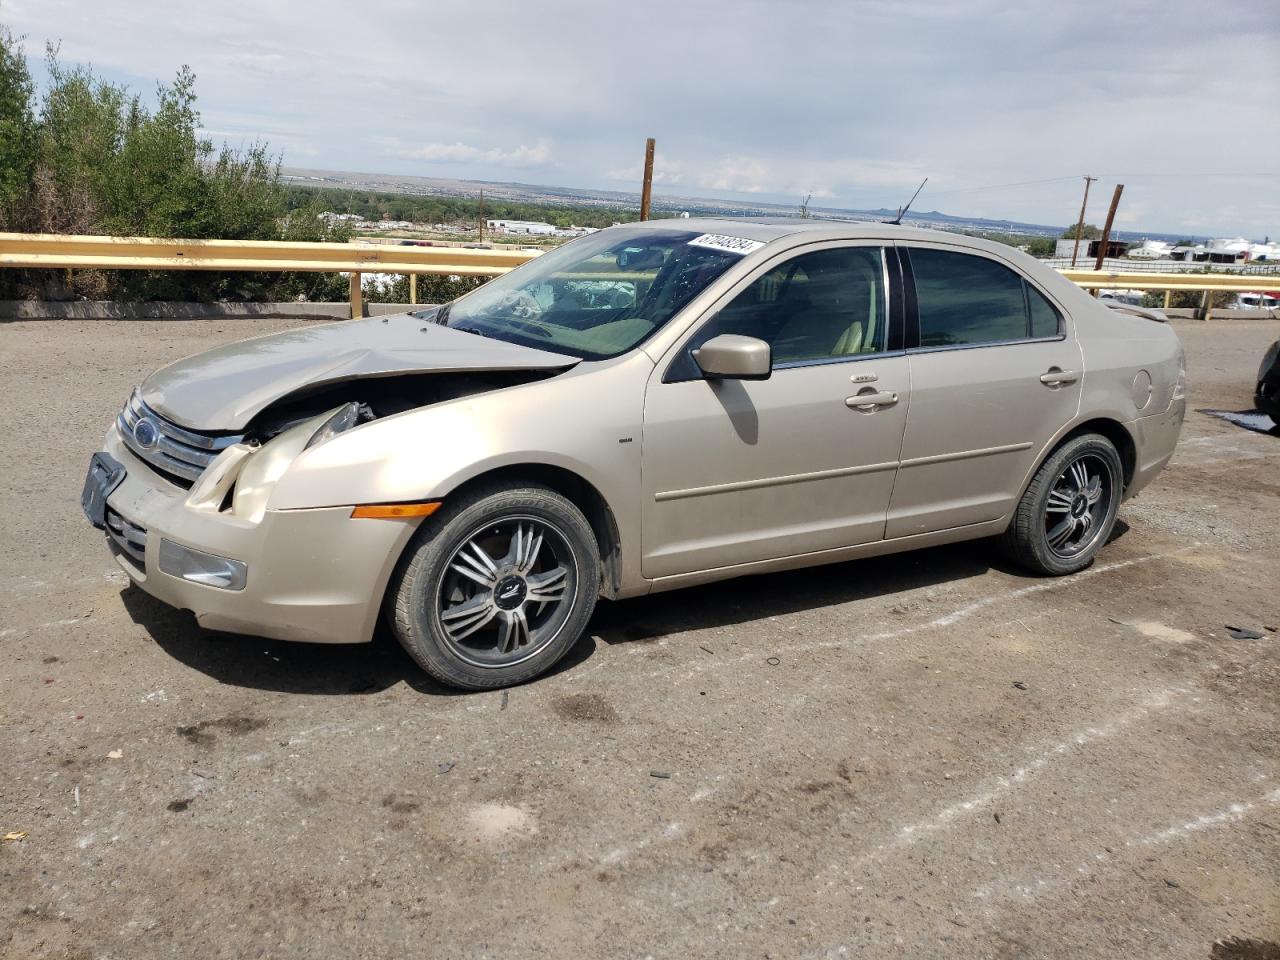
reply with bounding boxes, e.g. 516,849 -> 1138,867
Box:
898,440 -> 1034,470
654,459 -> 899,502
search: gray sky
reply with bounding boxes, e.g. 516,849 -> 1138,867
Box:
6,0 -> 1278,236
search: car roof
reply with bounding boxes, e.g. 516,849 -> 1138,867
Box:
625,216 -> 1001,250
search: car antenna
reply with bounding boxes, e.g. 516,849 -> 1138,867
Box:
886,177 -> 928,225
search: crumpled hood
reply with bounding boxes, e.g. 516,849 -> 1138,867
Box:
140,312 -> 580,430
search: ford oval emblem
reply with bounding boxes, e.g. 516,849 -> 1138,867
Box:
132,417 -> 160,449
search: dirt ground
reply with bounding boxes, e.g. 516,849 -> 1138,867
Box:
1,317 -> 1277,960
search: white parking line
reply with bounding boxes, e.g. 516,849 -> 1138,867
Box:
1127,787 -> 1280,847
662,546 -> 1198,685
867,685 -> 1193,858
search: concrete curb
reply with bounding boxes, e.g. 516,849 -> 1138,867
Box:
0,301 -> 431,320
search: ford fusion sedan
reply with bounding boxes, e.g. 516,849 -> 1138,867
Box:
83,219 -> 1186,689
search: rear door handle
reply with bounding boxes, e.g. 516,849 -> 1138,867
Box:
1040,368 -> 1080,386
846,390 -> 899,411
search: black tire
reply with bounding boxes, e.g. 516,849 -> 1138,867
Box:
390,483 -> 600,690
1001,433 -> 1123,576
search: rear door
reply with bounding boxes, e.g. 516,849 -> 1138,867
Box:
885,244 -> 1082,539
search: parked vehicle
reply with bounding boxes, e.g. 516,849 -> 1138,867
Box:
83,219 -> 1187,689
1257,338 -> 1280,426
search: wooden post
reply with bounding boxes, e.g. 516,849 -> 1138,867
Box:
1071,176 -> 1096,268
349,272 -> 362,319
639,137 -> 655,221
409,274 -> 417,305
1093,184 -> 1124,272
1163,289 -> 1172,309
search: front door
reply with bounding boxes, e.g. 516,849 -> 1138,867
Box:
641,244 -> 910,580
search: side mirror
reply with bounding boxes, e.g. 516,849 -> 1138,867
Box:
693,334 -> 772,381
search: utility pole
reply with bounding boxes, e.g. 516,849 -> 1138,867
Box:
478,189 -> 485,243
1070,175 -> 1096,267
1093,183 -> 1125,277
639,137 -> 655,221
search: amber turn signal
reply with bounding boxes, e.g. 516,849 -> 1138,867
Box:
351,502 -> 441,520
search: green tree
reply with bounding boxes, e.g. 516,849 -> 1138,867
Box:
0,25 -> 35,222
1061,223 -> 1101,240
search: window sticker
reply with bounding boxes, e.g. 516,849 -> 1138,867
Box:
688,233 -> 765,256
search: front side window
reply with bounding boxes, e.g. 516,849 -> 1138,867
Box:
909,248 -> 1061,348
690,246 -> 887,367
433,228 -> 746,360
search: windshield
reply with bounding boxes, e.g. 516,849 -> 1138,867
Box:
432,227 -> 748,360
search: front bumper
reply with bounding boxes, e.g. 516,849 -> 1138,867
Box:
94,425 -> 422,644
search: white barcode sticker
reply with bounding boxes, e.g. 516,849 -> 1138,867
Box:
688,233 -> 765,256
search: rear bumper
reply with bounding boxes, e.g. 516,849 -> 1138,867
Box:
98,426 -> 421,644
1125,396 -> 1186,499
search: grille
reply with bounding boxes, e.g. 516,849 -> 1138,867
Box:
105,507 -> 147,566
117,390 -> 243,487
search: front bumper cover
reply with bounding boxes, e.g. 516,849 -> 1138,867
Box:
95,425 -> 422,644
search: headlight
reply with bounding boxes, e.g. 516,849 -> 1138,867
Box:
230,404 -> 361,522
305,401 -> 364,450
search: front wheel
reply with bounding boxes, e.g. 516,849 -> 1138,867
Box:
390,484 -> 600,690
1001,434 -> 1123,576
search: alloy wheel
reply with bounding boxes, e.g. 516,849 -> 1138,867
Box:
1043,453 -> 1114,558
434,516 -> 577,668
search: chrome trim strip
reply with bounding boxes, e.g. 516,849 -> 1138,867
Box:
105,509 -> 146,564
152,433 -> 215,467
907,334 -> 1068,355
773,349 -> 904,372
129,389 -> 242,450
899,441 -> 1034,469
655,460 -> 899,502
116,413 -> 206,482
117,389 -> 246,486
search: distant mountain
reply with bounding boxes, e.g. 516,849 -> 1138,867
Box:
281,166 -> 1185,243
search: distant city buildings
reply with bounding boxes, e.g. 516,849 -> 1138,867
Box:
485,219 -> 598,238
1054,236 -> 1278,264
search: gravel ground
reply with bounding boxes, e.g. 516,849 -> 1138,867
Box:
1,317 -> 1278,960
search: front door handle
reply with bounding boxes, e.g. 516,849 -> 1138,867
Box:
846,390 -> 899,411
1040,368 -> 1080,386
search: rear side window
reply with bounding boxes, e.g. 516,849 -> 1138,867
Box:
909,248 -> 1060,347
1028,284 -> 1062,338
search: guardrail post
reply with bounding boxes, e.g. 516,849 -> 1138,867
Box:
349,272 -> 362,319
1199,289 -> 1211,322
409,273 -> 417,305
1163,289 -> 1172,309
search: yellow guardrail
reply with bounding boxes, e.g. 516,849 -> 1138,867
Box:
1058,269 -> 1279,319
3,232 -> 1276,320
0,232 -> 542,318
1057,269 -> 1277,292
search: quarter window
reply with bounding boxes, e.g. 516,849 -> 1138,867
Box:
909,249 -> 1060,347
695,246 -> 887,365
1028,284 -> 1062,338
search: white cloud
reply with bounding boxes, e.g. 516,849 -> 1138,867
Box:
6,0 -> 1277,235
407,139 -> 553,168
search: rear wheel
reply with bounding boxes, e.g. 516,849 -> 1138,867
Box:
1001,434 -> 1123,576
390,484 -> 600,690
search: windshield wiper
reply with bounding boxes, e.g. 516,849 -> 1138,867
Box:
413,302 -> 452,324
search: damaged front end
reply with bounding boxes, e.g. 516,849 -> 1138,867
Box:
111,311 -> 581,521
119,366 -> 565,525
